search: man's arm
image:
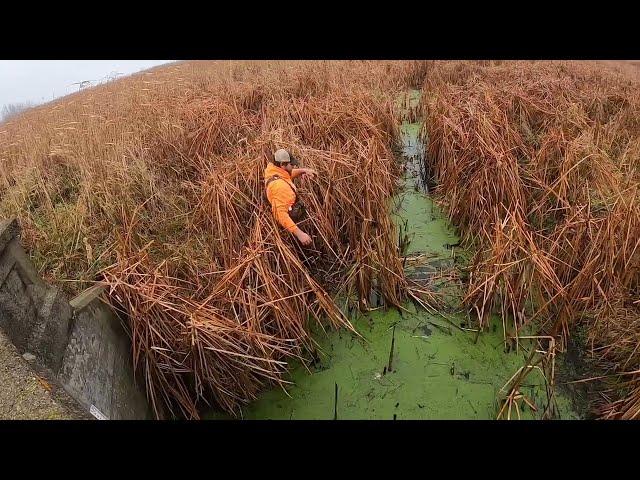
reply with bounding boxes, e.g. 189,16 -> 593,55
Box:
272,201 -> 298,233
291,167 -> 317,179
270,193 -> 312,246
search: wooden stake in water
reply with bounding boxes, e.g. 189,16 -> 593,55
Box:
388,325 -> 396,372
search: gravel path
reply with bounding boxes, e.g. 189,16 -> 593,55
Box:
0,330 -> 88,420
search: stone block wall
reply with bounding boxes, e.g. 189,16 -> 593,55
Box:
0,219 -> 150,420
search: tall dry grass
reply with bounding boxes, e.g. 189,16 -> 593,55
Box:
0,61 -> 421,289
0,60 -> 431,418
420,60 -> 640,418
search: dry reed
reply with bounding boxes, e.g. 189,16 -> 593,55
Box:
420,60 -> 640,418
0,60 -> 431,418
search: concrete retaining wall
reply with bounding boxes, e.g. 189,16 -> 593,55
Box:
0,218 -> 151,420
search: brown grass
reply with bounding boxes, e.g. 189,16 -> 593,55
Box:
420,60 -> 640,419
0,60 -> 431,418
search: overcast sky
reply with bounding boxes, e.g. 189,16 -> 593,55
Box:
0,60 -> 173,111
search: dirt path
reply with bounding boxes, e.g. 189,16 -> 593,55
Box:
0,330 -> 88,420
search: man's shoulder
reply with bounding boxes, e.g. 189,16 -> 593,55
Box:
264,162 -> 279,177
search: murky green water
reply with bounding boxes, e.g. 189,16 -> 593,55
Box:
213,308 -> 578,419
205,92 -> 581,420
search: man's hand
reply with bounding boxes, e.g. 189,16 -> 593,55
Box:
294,228 -> 312,246
302,168 -> 317,180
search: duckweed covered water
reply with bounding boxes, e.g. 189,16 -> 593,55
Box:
218,308 -> 578,419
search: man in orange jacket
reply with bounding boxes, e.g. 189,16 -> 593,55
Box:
264,149 -> 317,246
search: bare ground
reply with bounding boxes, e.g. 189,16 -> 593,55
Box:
0,330 -> 89,420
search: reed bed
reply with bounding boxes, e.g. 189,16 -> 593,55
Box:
420,60 -> 640,418
0,60 -> 431,418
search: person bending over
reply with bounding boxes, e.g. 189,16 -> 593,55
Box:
264,149 -> 317,246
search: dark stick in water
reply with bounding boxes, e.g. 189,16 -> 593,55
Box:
388,325 -> 396,372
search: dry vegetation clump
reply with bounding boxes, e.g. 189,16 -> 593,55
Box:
0,60 -> 431,418
420,60 -> 640,418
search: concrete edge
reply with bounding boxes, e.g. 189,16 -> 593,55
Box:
0,218 -> 19,253
69,284 -> 109,312
0,217 -> 151,420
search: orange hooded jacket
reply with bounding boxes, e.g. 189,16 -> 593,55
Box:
264,162 -> 298,233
